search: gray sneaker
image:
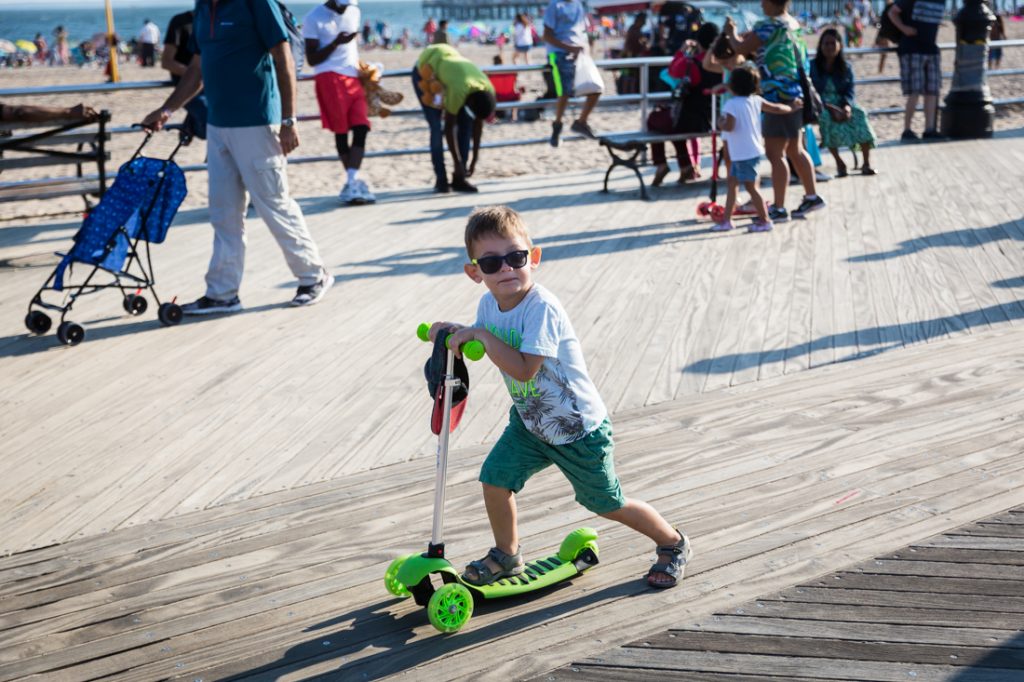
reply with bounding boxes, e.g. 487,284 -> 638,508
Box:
570,119 -> 596,139
181,296 -> 242,316
291,272 -> 335,307
355,179 -> 376,204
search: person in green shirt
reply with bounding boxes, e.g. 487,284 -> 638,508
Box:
413,44 -> 497,193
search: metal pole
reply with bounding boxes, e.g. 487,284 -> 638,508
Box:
430,346 -> 456,548
640,62 -> 649,133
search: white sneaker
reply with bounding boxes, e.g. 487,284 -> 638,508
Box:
356,179 -> 376,204
338,183 -> 357,205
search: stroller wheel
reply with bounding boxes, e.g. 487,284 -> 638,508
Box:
123,294 -> 148,316
56,321 -> 85,346
25,311 -> 52,335
158,302 -> 183,327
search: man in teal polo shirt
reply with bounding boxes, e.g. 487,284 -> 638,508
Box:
143,0 -> 332,314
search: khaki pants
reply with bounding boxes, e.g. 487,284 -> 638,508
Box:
205,124 -> 324,300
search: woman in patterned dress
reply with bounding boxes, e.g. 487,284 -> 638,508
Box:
811,28 -> 877,176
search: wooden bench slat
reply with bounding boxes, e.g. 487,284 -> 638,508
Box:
0,153 -> 111,171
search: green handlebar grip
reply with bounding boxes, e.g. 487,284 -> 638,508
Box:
416,323 -> 485,361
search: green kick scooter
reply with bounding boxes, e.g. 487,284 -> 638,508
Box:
383,324 -> 600,634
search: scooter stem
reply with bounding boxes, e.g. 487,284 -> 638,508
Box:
430,345 -> 457,554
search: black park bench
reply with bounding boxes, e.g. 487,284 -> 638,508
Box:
0,110 -> 112,210
598,130 -> 711,200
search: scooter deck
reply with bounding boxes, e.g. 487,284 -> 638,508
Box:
462,550 -> 598,600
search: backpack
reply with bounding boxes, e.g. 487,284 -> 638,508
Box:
247,0 -> 305,75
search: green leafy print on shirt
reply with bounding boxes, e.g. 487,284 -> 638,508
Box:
488,323 -> 587,442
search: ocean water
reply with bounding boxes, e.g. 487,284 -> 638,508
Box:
0,1 -> 435,44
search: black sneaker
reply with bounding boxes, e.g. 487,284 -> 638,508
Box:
181,295 -> 242,316
921,129 -> 945,141
291,272 -> 335,307
434,180 -> 450,194
900,129 -> 919,143
768,205 -> 789,223
550,121 -> 563,148
570,119 -> 596,139
792,195 -> 826,218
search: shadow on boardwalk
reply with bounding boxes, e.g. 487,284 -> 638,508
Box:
683,297 -> 1024,376
229,581 -> 635,681
849,219 -> 1024,263
333,220 -> 711,283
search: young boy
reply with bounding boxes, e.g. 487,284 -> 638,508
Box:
429,206 -> 690,589
715,66 -> 801,233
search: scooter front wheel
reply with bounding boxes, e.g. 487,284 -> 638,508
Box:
427,582 -> 473,633
384,553 -> 416,598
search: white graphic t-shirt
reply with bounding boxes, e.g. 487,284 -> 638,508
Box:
475,284 -> 607,445
302,4 -> 361,77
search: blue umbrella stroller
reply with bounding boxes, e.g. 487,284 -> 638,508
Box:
25,126 -> 191,346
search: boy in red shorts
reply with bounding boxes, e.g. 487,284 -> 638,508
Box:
303,0 -> 375,205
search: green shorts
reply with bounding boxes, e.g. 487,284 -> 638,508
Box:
479,408 -> 625,514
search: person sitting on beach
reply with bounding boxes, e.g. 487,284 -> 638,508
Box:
543,0 -> 601,146
428,205 -> 693,589
304,0 -> 375,205
142,0 -> 333,315
715,66 -> 802,233
0,102 -> 98,127
412,43 -> 496,193
811,28 -> 877,177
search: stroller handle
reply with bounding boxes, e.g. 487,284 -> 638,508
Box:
417,323 -> 485,361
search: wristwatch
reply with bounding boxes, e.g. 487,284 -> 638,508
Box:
281,116 -> 296,128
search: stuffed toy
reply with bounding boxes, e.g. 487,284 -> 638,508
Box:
358,61 -> 404,118
416,63 -> 445,110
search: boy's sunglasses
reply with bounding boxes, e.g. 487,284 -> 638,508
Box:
472,249 -> 530,275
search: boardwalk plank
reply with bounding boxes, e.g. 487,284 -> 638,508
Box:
636,631 -> 1024,667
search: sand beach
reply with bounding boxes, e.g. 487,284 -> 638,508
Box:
1,24 -> 1022,223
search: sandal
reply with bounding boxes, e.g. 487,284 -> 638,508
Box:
646,531 -> 693,589
861,166 -> 877,176
462,546 -> 525,586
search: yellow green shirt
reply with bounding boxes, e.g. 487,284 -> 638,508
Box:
416,44 -> 494,115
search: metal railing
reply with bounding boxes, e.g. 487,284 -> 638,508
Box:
0,39 -> 1021,178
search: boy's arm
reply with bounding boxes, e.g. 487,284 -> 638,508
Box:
448,327 -> 545,382
717,112 -> 736,131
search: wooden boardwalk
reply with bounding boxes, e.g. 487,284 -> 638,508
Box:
541,508 -> 1024,681
0,132 -> 1023,679
1,132 -> 1023,555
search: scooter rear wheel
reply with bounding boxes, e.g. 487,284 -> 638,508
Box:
427,582 -> 473,633
384,553 -> 416,598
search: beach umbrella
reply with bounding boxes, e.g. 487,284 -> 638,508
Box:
15,39 -> 37,54
0,39 -> 16,54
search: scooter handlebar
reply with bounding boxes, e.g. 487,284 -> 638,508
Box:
417,323 -> 485,361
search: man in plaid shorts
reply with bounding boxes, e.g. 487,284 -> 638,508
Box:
888,0 -> 945,141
